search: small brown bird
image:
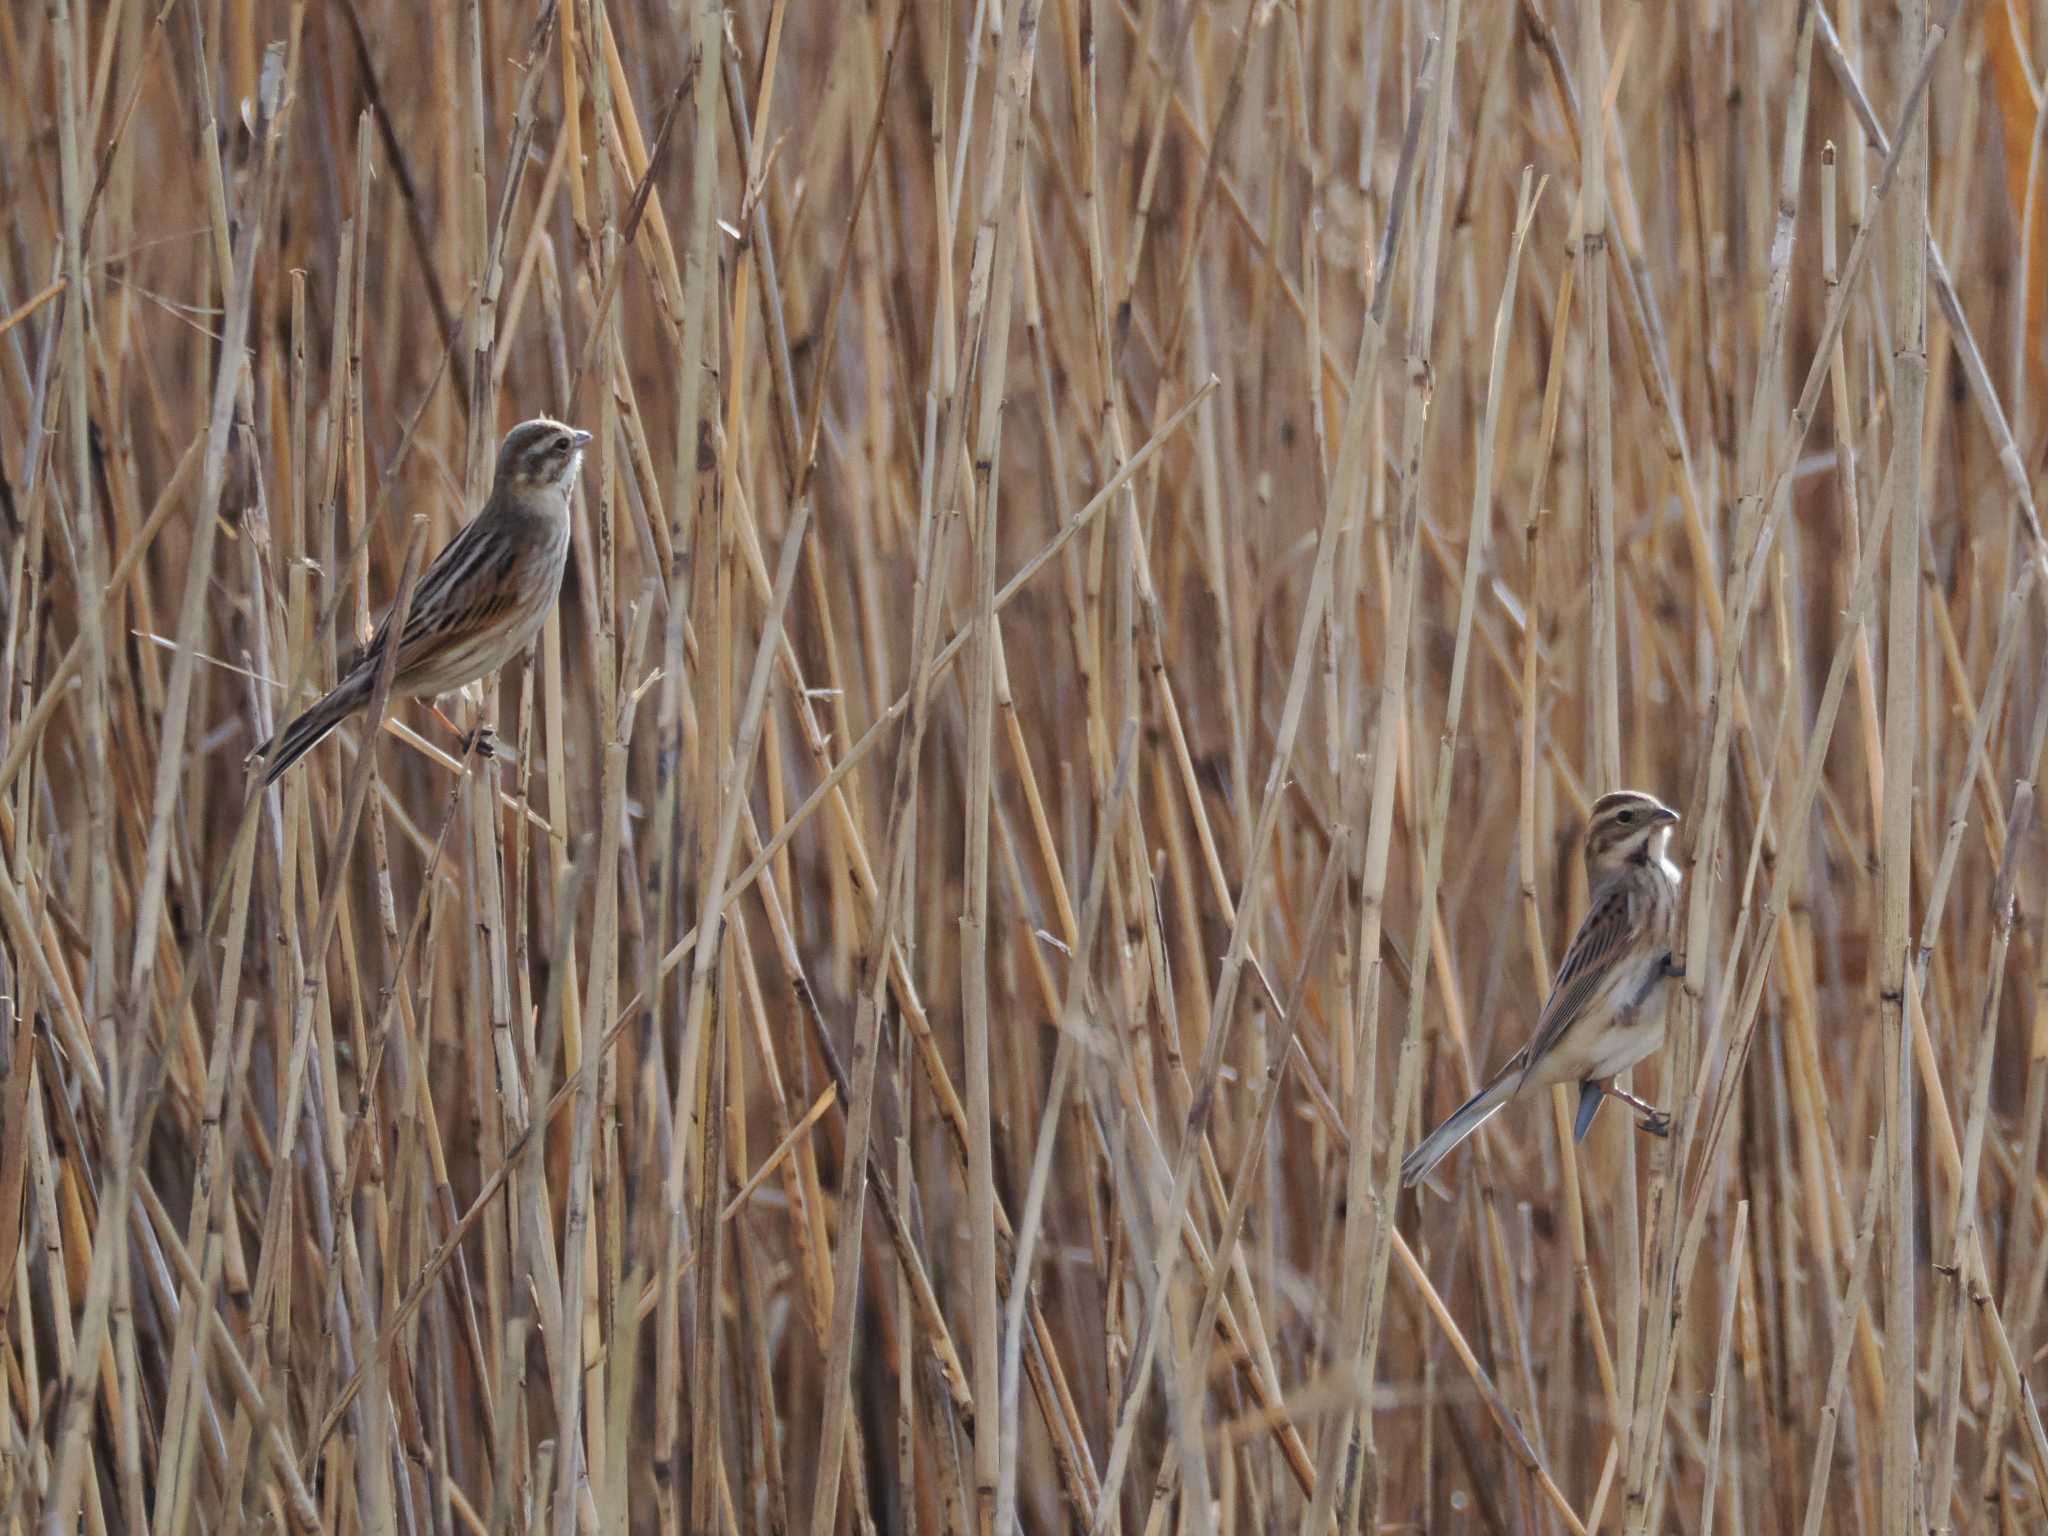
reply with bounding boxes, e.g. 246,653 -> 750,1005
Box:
1401,789 -> 1684,1187
255,417 -> 589,784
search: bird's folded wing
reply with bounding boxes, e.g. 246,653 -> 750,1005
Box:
1517,884 -> 1636,1082
337,513 -> 506,683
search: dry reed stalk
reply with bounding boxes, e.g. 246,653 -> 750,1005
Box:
9,3 -> 2048,1533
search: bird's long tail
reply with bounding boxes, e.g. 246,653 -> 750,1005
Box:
1401,1071 -> 1519,1187
256,673 -> 371,784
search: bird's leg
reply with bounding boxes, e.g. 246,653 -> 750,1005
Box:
427,701 -> 497,762
1599,1079 -> 1671,1137
428,701 -> 465,737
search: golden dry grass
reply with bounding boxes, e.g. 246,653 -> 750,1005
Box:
2,0 -> 2046,1532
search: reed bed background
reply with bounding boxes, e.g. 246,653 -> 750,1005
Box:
2,0 -> 2046,1531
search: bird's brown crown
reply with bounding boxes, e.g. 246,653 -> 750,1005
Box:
1584,789 -> 1679,874
495,417 -> 592,492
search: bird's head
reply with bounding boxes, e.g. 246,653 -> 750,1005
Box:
495,417 -> 592,494
1583,789 -> 1679,877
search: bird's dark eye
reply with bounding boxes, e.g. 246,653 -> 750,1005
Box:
1616,809 -> 1635,824
552,434 -> 570,453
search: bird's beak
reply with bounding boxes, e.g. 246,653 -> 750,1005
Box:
1652,806 -> 1679,824
569,429 -> 594,449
